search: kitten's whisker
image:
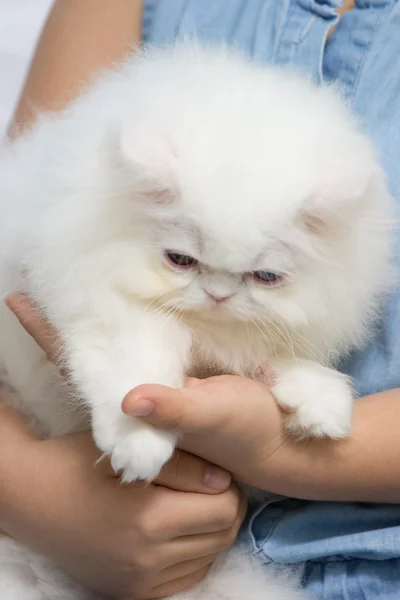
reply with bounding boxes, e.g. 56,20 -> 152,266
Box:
137,293 -> 181,336
260,313 -> 306,361
254,312 -> 295,357
269,319 -> 319,363
244,319 -> 252,353
250,317 -> 279,362
158,305 -> 179,332
159,303 -> 190,336
136,302 -> 169,340
255,310 -> 325,364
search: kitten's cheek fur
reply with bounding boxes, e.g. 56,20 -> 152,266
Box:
270,360 -> 353,439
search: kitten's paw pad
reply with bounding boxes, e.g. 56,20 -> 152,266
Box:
272,367 -> 353,439
110,427 -> 176,482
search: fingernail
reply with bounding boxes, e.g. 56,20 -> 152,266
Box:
128,399 -> 154,417
204,466 -> 231,491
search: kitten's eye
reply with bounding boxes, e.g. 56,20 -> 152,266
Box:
251,271 -> 284,285
165,251 -> 198,269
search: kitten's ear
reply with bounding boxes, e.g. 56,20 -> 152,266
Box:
117,125 -> 179,206
301,139 -> 383,233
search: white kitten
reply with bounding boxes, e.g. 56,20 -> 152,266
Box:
0,44 -> 394,599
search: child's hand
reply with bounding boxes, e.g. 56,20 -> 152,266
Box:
123,375 -> 290,490
3,294 -> 246,598
6,291 -> 288,489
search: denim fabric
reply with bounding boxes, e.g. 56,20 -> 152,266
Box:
142,2 -> 400,597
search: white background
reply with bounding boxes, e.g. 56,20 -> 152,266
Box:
0,0 -> 53,136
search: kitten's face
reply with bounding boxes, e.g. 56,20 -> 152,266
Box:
146,217 -> 301,325
118,65 -> 379,332
128,152 -> 364,332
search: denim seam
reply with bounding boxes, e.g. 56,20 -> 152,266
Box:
350,3 -> 394,100
296,15 -> 317,44
305,555 -> 400,566
273,0 -> 298,59
248,503 -> 287,561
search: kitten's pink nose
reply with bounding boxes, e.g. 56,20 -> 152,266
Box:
206,292 -> 233,303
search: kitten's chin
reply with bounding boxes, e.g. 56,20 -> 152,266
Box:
184,305 -> 250,323
167,300 -> 254,323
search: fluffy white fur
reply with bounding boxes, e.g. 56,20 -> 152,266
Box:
0,44 -> 394,599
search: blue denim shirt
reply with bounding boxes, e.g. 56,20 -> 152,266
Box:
143,2 -> 400,597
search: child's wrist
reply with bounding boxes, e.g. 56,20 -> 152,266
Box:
252,432 -> 333,499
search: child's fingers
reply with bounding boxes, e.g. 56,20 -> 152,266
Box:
5,293 -> 62,364
122,383 -> 229,434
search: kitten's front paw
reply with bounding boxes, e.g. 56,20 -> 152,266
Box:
93,414 -> 177,482
111,426 -> 177,482
272,364 -> 353,439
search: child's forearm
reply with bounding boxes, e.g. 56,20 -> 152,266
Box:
258,388 -> 400,503
0,399 -> 39,532
8,0 -> 143,136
